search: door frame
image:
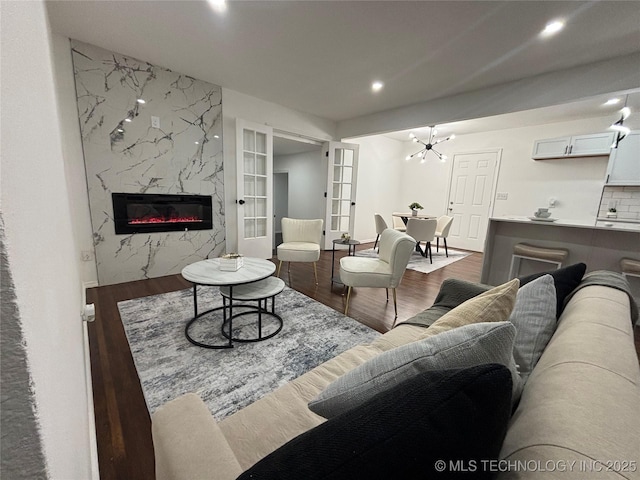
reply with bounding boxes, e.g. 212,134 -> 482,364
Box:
443,148 -> 502,252
272,170 -> 289,248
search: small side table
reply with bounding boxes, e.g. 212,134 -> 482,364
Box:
331,238 -> 360,287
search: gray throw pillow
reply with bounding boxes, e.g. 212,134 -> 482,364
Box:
308,322 -> 522,419
509,274 -> 557,383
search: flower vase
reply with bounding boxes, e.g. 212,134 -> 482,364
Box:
412,209 -> 418,216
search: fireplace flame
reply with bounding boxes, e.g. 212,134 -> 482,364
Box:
129,215 -> 203,225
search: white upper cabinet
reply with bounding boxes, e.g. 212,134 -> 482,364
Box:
606,131 -> 640,185
532,132 -> 615,159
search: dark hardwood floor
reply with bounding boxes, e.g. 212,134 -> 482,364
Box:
86,245 -> 640,479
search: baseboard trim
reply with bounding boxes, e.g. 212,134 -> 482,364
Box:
82,280 -> 100,479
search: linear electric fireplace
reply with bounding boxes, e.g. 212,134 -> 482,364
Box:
112,193 -> 213,234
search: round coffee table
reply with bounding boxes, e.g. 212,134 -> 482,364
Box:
181,257 -> 281,349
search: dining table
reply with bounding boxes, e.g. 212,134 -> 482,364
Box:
392,212 -> 437,224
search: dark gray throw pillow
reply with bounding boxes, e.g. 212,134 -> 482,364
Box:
237,364 -> 513,480
519,262 -> 586,318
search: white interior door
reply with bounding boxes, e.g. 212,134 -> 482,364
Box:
236,119 -> 273,258
446,150 -> 500,252
324,141 -> 359,249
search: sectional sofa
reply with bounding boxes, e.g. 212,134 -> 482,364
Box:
152,269 -> 640,479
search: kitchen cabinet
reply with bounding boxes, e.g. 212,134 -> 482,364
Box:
532,132 -> 615,159
606,131 -> 640,185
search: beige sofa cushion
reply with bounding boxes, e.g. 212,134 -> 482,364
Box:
219,343 -> 384,469
152,393 -> 242,480
498,285 -> 640,479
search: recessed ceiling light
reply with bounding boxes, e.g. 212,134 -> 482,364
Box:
214,134 -> 220,139
371,81 -> 384,92
207,0 -> 227,13
117,128 -> 124,133
136,98 -> 146,104
195,141 -> 199,145
604,98 -> 621,106
540,20 -> 565,37
124,118 -> 132,122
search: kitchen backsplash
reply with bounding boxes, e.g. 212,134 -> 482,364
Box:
599,186 -> 640,221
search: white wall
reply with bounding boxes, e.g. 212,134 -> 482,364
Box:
342,135 -> 405,243
50,34 -> 98,285
222,88 -> 337,251
274,148 -> 325,223
429,116 -> 615,222
351,116 -> 627,245
0,1 -> 93,478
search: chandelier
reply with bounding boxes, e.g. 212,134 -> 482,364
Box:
405,126 -> 455,163
609,96 -> 631,149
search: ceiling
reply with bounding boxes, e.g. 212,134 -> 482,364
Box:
383,90 -> 640,141
46,1 -> 640,125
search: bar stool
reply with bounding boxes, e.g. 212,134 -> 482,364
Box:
620,258 -> 640,279
509,243 -> 569,279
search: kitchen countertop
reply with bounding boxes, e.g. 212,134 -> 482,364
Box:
490,216 -> 640,232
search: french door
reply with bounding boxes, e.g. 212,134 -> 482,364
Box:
446,150 -> 500,252
236,119 -> 273,258
324,141 -> 360,249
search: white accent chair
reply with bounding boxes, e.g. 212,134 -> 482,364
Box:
405,218 -> 438,263
434,215 -> 454,257
277,218 -> 323,284
339,229 -> 415,318
391,215 -> 407,232
373,213 -> 388,251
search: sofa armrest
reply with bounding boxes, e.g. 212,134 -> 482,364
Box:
152,393 -> 243,480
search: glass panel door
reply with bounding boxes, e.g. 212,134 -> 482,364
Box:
324,142 -> 359,249
236,119 -> 273,258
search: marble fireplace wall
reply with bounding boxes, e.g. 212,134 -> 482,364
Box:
72,40 -> 225,285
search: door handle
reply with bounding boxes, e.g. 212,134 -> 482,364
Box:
238,199 -> 245,205
351,202 -> 356,206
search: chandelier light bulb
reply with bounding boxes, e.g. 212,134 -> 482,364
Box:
621,107 -> 631,120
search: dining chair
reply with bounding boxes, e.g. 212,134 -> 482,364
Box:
373,213 -> 388,251
391,215 -> 407,232
434,215 -> 454,257
339,229 -> 415,319
276,218 -> 323,284
405,218 -> 438,263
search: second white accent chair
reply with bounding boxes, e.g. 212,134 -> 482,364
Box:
392,215 -> 407,232
405,218 -> 438,263
276,218 -> 323,284
339,229 -> 415,319
373,213 -> 388,251
434,215 -> 454,257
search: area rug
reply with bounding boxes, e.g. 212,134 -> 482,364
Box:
118,286 -> 379,420
356,247 -> 470,274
